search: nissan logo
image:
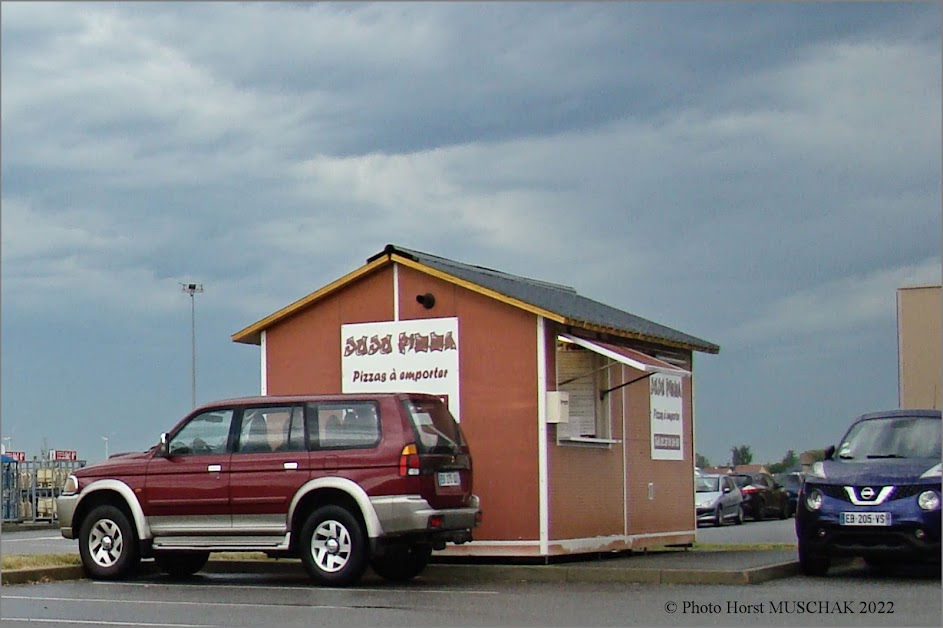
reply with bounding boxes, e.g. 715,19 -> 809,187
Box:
860,487 -> 876,500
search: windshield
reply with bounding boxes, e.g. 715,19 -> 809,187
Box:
696,477 -> 720,492
732,475 -> 753,488
403,396 -> 465,454
774,473 -> 802,488
837,416 -> 941,460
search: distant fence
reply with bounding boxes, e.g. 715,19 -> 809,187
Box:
2,459 -> 86,523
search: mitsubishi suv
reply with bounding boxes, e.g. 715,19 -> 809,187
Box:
795,409 -> 941,576
57,393 -> 481,586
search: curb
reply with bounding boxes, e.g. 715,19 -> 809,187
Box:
1,565 -> 85,586
421,561 -> 800,585
2,558 -> 800,587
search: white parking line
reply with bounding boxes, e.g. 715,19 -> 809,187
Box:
1,619 -> 217,627
95,581 -> 500,594
2,594 -> 351,609
2,536 -> 66,542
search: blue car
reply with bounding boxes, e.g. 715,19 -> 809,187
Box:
774,471 -> 804,516
795,409 -> 941,576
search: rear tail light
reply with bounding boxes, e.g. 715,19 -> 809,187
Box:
428,515 -> 443,529
399,443 -> 420,476
741,486 -> 756,494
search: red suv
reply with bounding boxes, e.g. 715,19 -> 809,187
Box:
57,393 -> 480,586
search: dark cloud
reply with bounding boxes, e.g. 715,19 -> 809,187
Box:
1,1 -> 939,465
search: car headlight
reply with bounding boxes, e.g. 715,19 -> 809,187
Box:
920,463 -> 941,479
62,474 -> 79,495
805,488 -> 824,511
697,499 -> 714,509
918,490 -> 940,511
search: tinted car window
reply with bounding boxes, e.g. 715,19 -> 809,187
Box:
403,396 -> 465,454
238,406 -> 305,453
696,477 -> 720,492
732,474 -> 752,488
169,409 -> 234,456
774,473 -> 802,489
838,416 -> 942,460
308,401 -> 380,449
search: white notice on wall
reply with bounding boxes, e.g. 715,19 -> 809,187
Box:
650,373 -> 683,460
341,317 -> 461,421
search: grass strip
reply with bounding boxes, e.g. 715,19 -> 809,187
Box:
2,552 -> 276,571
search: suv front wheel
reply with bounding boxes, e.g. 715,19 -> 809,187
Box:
78,504 -> 140,580
299,505 -> 368,586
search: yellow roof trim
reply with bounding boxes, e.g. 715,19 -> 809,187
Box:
566,320 -> 718,354
231,257 -> 388,345
389,254 -> 566,324
232,252 -> 570,345
233,251 -> 716,354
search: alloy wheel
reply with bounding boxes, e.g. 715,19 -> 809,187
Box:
88,518 -> 124,568
310,519 -> 352,573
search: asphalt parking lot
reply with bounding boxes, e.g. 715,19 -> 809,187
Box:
2,519 -> 801,586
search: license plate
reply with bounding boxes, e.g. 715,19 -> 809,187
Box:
437,471 -> 461,487
840,512 -> 891,526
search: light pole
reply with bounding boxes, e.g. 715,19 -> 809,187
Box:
181,283 -> 204,408
101,436 -> 109,460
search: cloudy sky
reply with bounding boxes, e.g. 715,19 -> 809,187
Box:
2,2 -> 940,468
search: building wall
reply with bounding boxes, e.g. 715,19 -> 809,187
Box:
395,264 -> 540,543
897,286 -> 942,410
265,264 -> 541,543
546,366 -> 626,541
265,270 -> 394,395
262,263 -> 697,554
622,372 -> 695,536
544,323 -> 696,549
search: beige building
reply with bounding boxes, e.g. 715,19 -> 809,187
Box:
897,285 -> 942,410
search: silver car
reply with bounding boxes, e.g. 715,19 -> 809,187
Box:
695,473 -> 744,526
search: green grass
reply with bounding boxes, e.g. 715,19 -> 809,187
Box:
2,554 -> 82,570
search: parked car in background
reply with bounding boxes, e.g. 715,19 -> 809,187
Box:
774,471 -> 804,517
796,409 -> 941,576
695,474 -> 744,526
732,472 -> 791,521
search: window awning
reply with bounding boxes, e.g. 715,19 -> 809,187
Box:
558,334 -> 691,377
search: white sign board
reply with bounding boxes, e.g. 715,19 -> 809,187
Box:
650,373 -> 683,460
341,317 -> 461,421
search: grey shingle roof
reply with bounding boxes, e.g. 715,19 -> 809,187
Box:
371,244 -> 719,354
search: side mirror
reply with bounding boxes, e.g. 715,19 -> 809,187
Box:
824,445 -> 835,461
158,433 -> 170,457
723,486 -> 731,494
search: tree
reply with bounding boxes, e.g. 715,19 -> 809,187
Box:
768,449 -> 800,474
731,444 -> 753,466
695,453 -> 711,469
804,449 -> 828,463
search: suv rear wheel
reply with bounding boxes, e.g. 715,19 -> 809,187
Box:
370,544 -> 432,582
299,505 -> 368,586
154,551 -> 210,578
79,504 -> 140,580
